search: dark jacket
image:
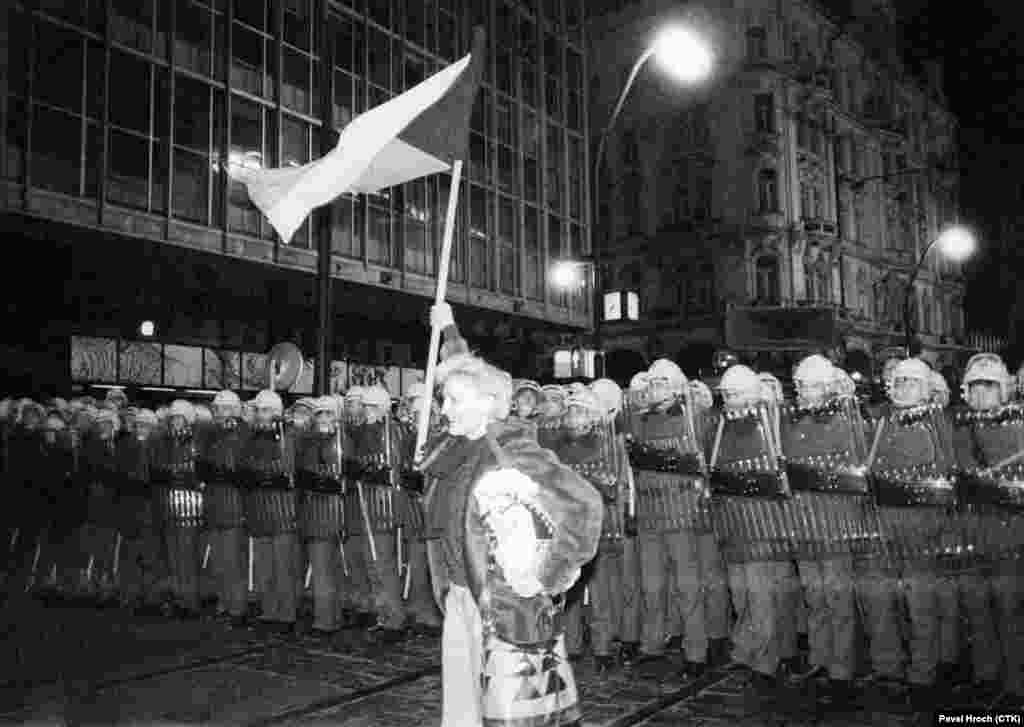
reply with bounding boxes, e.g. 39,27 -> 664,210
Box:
423,419 -> 603,643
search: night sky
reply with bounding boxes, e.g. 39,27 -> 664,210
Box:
898,0 -> 1024,338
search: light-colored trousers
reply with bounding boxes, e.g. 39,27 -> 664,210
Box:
252,533 -> 299,623
798,556 -> 857,680
441,584 -> 483,727
639,529 -> 707,660
994,559 -> 1024,696
729,560 -> 794,676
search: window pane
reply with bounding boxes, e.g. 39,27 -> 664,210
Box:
154,67 -> 171,140
283,0 -> 311,50
403,51 -> 426,91
367,27 -> 390,88
110,52 -> 151,132
4,96 -> 27,180
522,61 -> 538,108
332,13 -> 362,73
546,124 -> 562,211
234,0 -> 265,30
469,185 -> 490,289
524,157 -> 539,203
496,96 -> 515,147
175,75 -> 211,151
35,23 -> 84,112
524,207 -> 541,300
85,41 -> 105,122
31,105 -> 82,196
366,200 -> 391,265
405,0 -> 424,47
522,109 -> 539,157
498,146 -> 518,194
367,0 -> 390,28
152,141 -> 169,213
333,71 -> 359,128
108,130 -> 150,209
231,24 -> 264,96
548,213 -> 562,256
544,33 -> 560,77
175,0 -> 213,76
111,0 -> 156,52
331,195 -> 356,257
84,121 -> 102,198
173,148 -> 209,222
404,180 -> 429,274
469,134 -> 489,183
282,115 -> 307,167
282,48 -> 311,113
437,10 -> 456,60
231,97 -> 262,158
545,77 -> 561,120
498,197 -> 517,295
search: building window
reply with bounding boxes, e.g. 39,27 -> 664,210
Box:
746,26 -> 767,60
856,270 -> 869,317
754,93 -> 775,133
816,265 -> 830,303
758,169 -> 779,213
755,256 -> 780,304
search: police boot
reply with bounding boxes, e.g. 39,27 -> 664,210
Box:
822,679 -> 860,712
594,654 -> 617,676
619,642 -> 640,667
369,624 -> 407,645
631,653 -> 680,680
707,637 -> 731,668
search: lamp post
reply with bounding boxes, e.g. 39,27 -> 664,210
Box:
902,224 -> 976,355
590,25 -> 713,376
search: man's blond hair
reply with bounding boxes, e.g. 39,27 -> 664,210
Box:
436,353 -> 513,421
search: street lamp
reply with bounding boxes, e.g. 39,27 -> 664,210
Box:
550,259 -> 589,291
903,224 -> 977,354
591,24 -> 713,376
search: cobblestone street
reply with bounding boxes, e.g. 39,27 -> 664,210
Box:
0,594 -> 1010,726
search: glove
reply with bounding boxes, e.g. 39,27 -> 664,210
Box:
430,302 -> 455,330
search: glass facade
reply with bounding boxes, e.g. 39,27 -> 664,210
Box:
1,0 -> 588,318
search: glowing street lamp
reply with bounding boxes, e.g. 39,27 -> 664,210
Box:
139,320 -> 156,338
903,224 -> 977,354
551,260 -> 588,290
646,26 -> 715,85
591,24 -> 714,375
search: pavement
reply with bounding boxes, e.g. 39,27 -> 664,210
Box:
0,594 -> 1014,726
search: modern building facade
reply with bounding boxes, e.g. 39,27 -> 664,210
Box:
589,0 -> 970,380
0,0 -> 590,395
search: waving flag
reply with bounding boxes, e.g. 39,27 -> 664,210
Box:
232,28 -> 485,244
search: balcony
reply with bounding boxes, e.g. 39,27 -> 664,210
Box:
745,129 -> 782,157
803,218 -> 837,237
749,210 -> 785,230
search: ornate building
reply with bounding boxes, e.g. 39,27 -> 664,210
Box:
589,0 -> 968,379
0,0 -> 589,392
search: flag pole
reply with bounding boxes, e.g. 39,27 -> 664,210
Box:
415,159 -> 464,463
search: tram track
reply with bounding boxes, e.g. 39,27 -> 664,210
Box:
242,663 -> 442,727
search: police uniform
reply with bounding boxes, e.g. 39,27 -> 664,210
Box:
709,365 -> 794,683
296,406 -> 346,633
344,405 -> 406,635
240,416 -> 299,627
396,407 -> 444,631
78,418 -> 122,599
198,414 -> 250,620
869,397 -> 958,690
953,358 -> 1024,700
628,397 -> 715,668
150,413 -> 204,614
556,393 -> 627,667
114,422 -> 162,607
780,397 -> 868,686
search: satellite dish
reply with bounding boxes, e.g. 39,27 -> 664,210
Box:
266,342 -> 304,391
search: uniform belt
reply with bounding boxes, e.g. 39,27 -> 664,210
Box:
786,462 -> 870,495
869,474 -> 957,508
710,469 -> 788,499
957,473 -> 1024,511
